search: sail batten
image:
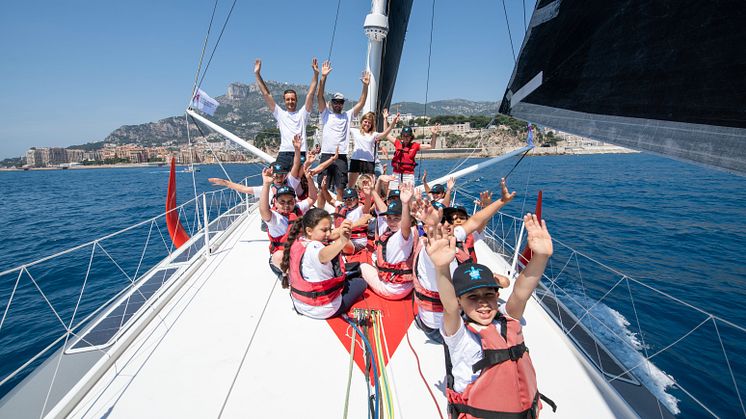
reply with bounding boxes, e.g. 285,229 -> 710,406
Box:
502,0 -> 746,174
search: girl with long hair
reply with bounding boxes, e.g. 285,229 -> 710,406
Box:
281,208 -> 367,319
348,111 -> 399,187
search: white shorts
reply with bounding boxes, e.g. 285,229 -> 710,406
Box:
389,173 -> 416,191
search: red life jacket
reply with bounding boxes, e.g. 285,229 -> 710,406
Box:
391,140 -> 418,174
411,239 -> 444,313
288,239 -> 346,306
375,228 -> 415,284
267,206 -> 304,253
446,315 -> 556,418
334,204 -> 368,240
455,233 -> 478,265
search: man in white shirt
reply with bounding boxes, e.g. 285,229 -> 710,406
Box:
254,58 -> 319,171
316,60 -> 370,193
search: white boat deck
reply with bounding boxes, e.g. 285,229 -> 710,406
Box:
64,209 -> 637,418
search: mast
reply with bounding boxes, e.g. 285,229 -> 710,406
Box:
363,0 -> 389,114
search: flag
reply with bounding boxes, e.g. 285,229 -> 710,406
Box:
191,88 -> 219,116
526,123 -> 534,147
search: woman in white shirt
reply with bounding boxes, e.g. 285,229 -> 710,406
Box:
348,112 -> 399,188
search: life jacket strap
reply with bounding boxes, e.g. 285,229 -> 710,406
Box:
449,391 -> 555,419
376,265 -> 413,275
290,281 -> 345,299
414,289 -> 441,304
471,342 -> 528,373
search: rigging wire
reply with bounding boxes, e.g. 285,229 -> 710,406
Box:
189,0 -> 221,105
188,115 -> 234,181
501,0 -> 517,62
419,0 -> 437,182
196,0 -> 240,92
327,0 -> 343,61
522,0 -> 527,33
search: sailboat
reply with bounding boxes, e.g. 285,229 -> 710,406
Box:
0,1 -> 743,418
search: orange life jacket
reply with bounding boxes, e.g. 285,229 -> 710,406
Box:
455,233 -> 478,265
375,227 -> 415,284
334,204 -> 368,240
391,140 -> 418,174
267,206 -> 303,253
288,239 -> 346,306
446,315 -> 556,418
411,239 -> 444,312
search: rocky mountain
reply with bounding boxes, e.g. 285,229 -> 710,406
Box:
83,81 -> 500,148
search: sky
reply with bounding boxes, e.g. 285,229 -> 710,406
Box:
0,0 -> 532,159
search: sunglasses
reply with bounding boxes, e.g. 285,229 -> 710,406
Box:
331,99 -> 344,104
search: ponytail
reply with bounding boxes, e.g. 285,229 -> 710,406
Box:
280,219 -> 304,288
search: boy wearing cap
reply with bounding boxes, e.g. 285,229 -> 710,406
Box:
254,58 -> 317,170
426,214 -> 555,418
208,160 -> 290,205
259,166 -> 318,274
316,60 -> 370,193
412,180 -> 515,342
422,169 -> 455,206
360,182 -> 417,300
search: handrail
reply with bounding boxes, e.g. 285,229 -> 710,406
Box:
0,180 -> 255,401
459,187 -> 746,418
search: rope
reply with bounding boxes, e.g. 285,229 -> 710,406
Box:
372,313 -> 394,419
522,0 -> 527,33
188,115 -> 233,182
503,147 -> 531,180
378,311 -> 405,417
345,316 -> 380,419
188,0 -> 220,107
404,327 -> 445,419
327,0 -> 343,61
343,326 -> 357,418
501,0 -> 516,62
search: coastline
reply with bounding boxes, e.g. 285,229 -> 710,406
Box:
0,145 -> 637,171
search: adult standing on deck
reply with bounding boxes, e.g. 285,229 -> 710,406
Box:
254,58 -> 319,170
317,60 -> 370,193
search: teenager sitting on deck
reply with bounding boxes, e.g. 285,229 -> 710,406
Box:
426,215 -> 556,418
281,208 -> 367,319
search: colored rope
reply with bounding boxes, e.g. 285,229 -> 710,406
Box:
343,326 -> 357,418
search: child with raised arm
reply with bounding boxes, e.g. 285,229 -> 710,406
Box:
281,208 -> 367,319
426,214 -> 556,418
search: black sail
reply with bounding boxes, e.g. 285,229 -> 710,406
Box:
376,0 -> 414,129
501,0 -> 746,174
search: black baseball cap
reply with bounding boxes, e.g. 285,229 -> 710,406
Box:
381,200 -> 403,216
342,187 -> 358,200
401,126 -> 413,136
443,206 -> 469,223
430,184 -> 445,194
275,185 -> 295,197
271,162 -> 288,175
452,263 -> 500,297
387,190 -> 401,200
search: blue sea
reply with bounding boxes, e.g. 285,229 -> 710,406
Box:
0,153 -> 744,417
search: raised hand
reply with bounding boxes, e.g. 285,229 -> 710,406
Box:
208,178 -> 228,187
382,108 -> 389,118
475,190 -> 493,208
319,175 -> 329,190
392,113 -> 400,125
378,174 -> 395,183
311,57 -> 319,74
494,274 -> 510,288
500,178 -> 516,203
321,60 -> 333,77
261,167 -> 274,185
333,146 -> 340,159
421,169 -> 428,183
399,182 -> 414,203
338,219 -> 352,240
292,133 -> 302,150
524,213 -> 552,258
254,59 -> 262,74
447,176 -> 455,190
361,71 -> 371,86
425,225 -> 457,268
430,123 -> 441,135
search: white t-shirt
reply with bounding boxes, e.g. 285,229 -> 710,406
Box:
320,109 -> 355,155
286,174 -> 302,197
266,200 -> 311,237
416,226 -> 483,329
441,306 -> 509,393
350,128 -> 378,162
273,106 -> 309,152
376,216 -> 414,263
291,239 -> 343,319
